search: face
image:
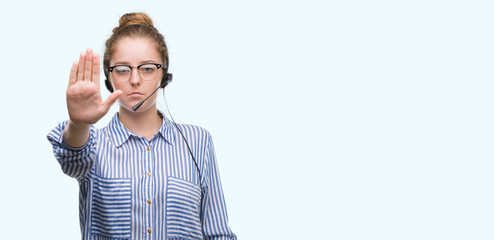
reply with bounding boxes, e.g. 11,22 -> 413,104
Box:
109,37 -> 164,112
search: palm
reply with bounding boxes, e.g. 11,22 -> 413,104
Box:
66,49 -> 122,125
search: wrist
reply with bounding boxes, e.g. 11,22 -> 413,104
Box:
68,120 -> 90,130
63,120 -> 91,148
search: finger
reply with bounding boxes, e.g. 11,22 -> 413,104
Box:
92,53 -> 100,85
84,49 -> 93,81
102,90 -> 123,111
77,52 -> 86,81
69,61 -> 78,86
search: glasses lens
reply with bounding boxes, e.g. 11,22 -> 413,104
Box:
138,64 -> 159,81
112,66 -> 132,82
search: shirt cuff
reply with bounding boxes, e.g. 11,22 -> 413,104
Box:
60,135 -> 91,151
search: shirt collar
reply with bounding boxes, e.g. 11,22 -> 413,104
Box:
156,111 -> 176,146
106,111 -> 176,148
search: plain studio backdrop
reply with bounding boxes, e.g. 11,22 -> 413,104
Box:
0,0 -> 493,239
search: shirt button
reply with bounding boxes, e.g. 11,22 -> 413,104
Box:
147,200 -> 152,204
147,229 -> 152,234
146,146 -> 150,151
147,172 -> 151,176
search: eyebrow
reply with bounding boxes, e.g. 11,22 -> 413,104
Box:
112,60 -> 160,66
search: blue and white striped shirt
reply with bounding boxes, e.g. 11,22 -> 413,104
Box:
47,112 -> 236,240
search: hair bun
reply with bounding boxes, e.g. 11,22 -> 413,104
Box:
113,12 -> 154,33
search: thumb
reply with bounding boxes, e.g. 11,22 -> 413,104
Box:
102,90 -> 123,110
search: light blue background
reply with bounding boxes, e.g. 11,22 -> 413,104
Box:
0,0 -> 493,239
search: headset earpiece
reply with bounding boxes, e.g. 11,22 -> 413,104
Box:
161,73 -> 173,88
105,79 -> 114,92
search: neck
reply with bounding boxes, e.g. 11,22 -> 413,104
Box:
118,104 -> 162,140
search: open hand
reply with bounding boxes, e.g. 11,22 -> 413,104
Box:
66,49 -> 122,126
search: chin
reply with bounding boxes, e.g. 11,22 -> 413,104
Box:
119,100 -> 156,113
117,99 -> 138,112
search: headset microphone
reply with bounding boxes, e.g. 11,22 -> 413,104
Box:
132,73 -> 172,111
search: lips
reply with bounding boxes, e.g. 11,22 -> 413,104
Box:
129,92 -> 144,97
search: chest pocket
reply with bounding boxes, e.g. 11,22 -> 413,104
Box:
91,176 -> 132,239
166,177 -> 202,239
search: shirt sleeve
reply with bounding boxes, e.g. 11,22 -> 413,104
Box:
201,134 -> 237,240
47,120 -> 97,180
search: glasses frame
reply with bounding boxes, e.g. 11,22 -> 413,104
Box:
107,63 -> 164,82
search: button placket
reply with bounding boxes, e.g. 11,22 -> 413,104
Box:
143,142 -> 153,238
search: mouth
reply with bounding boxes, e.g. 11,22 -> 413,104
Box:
129,92 -> 144,97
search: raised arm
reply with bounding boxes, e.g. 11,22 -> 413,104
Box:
63,49 -> 122,147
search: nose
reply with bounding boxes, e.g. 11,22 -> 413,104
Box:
129,68 -> 141,85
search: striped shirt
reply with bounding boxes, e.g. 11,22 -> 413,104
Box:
47,112 -> 236,240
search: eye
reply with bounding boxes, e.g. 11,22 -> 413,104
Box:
114,66 -> 131,75
140,64 -> 157,73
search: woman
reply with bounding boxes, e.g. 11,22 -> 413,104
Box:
47,12 -> 236,240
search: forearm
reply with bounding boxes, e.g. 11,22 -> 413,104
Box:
48,120 -> 97,179
63,120 -> 91,148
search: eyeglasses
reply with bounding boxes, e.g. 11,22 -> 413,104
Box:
108,63 -> 164,83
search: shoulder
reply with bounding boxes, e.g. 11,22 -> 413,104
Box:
174,123 -> 211,138
172,123 -> 213,145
